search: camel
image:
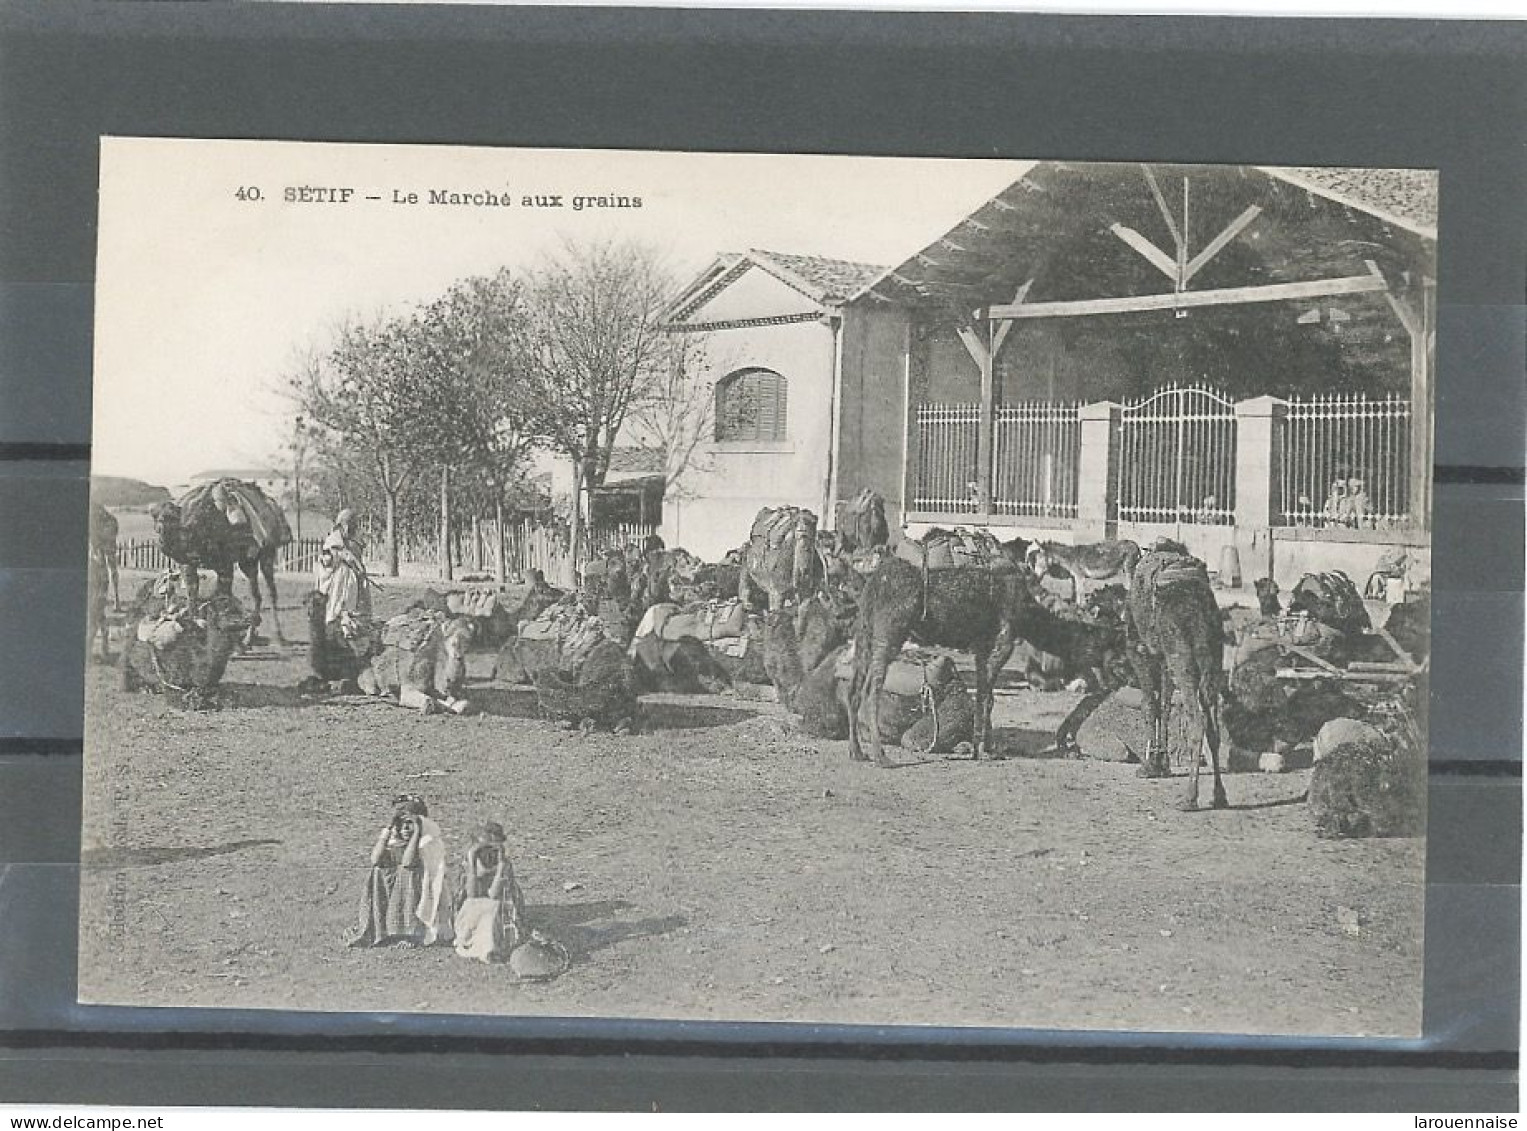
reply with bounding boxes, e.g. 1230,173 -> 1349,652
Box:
151,478 -> 292,646
301,590 -> 474,712
846,547 -> 1114,767
90,502 -> 121,610
1125,542 -> 1229,811
762,594 -> 851,710
120,588 -> 252,709
738,506 -> 821,612
1027,538 -> 1141,603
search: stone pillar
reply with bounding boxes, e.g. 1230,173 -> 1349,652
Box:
1233,395 -> 1286,584
1076,401 -> 1121,540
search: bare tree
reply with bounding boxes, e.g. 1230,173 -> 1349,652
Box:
518,239 -> 678,567
629,328 -> 730,503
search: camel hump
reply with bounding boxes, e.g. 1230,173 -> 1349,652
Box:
382,610 -> 439,653
1137,547 -> 1210,592
895,526 -> 1006,571
749,506 -> 816,547
1071,539 -> 1140,578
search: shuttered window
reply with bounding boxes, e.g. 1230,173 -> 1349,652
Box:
715,368 -> 788,442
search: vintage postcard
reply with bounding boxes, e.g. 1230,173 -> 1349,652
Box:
80,137 -> 1434,1035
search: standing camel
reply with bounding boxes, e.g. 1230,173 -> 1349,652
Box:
151,478 -> 292,645
846,552 -> 1117,767
1126,543 -> 1229,811
89,502 -> 122,611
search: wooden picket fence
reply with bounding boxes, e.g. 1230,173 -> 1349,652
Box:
120,537 -> 326,574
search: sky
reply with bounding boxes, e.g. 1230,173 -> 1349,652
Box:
92,138 -> 1032,488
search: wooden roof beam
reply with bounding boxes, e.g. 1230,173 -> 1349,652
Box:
984,271 -> 1388,320
1109,223 -> 1178,282
1182,204 -> 1264,284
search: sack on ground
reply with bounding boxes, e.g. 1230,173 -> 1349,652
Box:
659,598 -> 746,643
900,678 -> 975,754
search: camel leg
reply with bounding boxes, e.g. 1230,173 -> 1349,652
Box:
1132,658 -> 1170,779
239,560 -> 263,647
109,553 -> 122,611
974,625 -> 1016,759
863,640 -> 897,768
846,672 -> 867,762
1199,682 -> 1229,810
1171,669 -> 1208,811
1055,680 -> 1109,756
183,563 -> 202,606
260,554 -> 286,645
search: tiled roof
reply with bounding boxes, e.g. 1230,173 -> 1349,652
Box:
749,250 -> 887,303
1271,167 -> 1438,235
606,448 -> 666,474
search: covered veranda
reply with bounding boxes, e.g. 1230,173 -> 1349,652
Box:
852,162 -> 1436,581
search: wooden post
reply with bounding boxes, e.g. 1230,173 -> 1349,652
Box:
439,465 -> 453,582
956,322 -> 995,520
902,319 -> 924,520
494,494 -> 507,585
1413,279 -> 1436,531
1383,274 -> 1436,532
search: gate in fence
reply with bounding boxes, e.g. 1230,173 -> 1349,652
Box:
1117,384 -> 1236,526
1278,393 -> 1411,529
911,402 -> 981,514
992,401 -> 1081,519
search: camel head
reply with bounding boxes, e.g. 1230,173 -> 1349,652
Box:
437,616 -> 476,699
150,501 -> 183,549
1025,542 -> 1052,577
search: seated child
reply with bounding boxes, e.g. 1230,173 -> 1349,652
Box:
452,821 -> 526,963
350,794 -> 450,947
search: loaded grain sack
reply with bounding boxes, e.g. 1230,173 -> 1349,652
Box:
1288,570 -> 1372,647
494,600 -> 605,685
892,526 -> 1005,571
708,614 -> 769,685
834,487 -> 890,550
636,598 -> 747,644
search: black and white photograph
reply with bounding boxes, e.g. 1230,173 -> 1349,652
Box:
78,137 -> 1436,1037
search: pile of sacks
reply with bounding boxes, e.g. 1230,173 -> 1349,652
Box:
793,640 -> 975,755
1308,711 -> 1426,838
891,526 -> 1006,572
626,597 -> 747,694
493,599 -> 639,731
121,579 -> 251,709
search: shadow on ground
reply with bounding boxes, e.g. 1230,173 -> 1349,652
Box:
530,898 -> 688,960
81,838 -> 282,868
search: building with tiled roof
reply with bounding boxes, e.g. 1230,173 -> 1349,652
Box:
660,160 -> 1437,573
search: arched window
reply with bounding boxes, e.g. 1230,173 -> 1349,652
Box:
715,368 -> 788,442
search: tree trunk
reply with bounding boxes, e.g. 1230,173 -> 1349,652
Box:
440,465 -> 453,582
494,494 -> 507,585
566,458 -> 584,589
383,491 -> 400,578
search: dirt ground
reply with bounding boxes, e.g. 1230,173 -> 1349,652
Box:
77,572 -> 1426,1037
